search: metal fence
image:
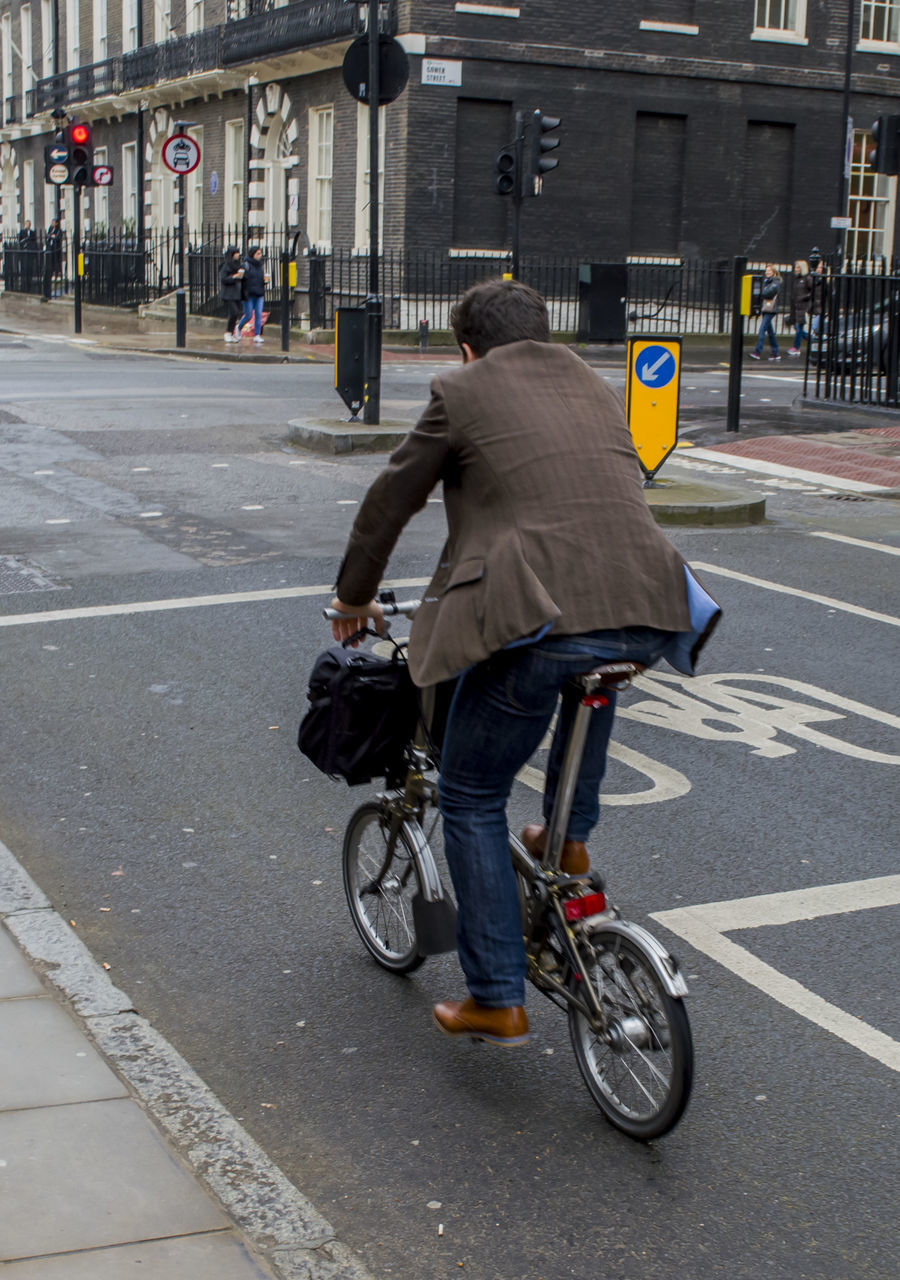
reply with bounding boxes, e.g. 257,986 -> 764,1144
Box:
804,266 -> 900,407
1,234 -> 69,298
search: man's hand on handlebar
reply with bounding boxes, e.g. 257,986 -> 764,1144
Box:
328,597 -> 385,647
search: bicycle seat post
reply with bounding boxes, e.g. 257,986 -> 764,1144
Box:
542,674 -> 600,872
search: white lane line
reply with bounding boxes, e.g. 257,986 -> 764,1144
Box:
651,875 -> 900,1074
679,449 -> 885,493
0,578 -> 430,628
693,561 -> 900,628
810,531 -> 900,557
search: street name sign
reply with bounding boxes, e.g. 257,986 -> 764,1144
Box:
625,338 -> 682,479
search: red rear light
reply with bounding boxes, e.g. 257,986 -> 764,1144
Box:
564,892 -> 606,922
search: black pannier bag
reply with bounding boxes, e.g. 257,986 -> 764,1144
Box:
297,645 -> 419,786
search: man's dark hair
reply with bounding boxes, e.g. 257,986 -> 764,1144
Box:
450,279 -> 550,357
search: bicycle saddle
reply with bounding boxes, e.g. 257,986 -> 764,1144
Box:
580,661 -> 646,691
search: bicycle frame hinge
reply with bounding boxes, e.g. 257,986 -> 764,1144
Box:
581,694 -> 609,708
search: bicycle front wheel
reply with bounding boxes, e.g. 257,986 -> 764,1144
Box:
342,801 -> 426,974
568,929 -> 693,1140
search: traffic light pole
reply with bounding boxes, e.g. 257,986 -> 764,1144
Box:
176,171 -> 186,349
72,187 -> 82,335
363,0 -> 382,426
511,111 -> 524,280
726,255 -> 747,433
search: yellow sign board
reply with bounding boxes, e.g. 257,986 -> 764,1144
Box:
288,260 -> 297,289
625,338 -> 681,478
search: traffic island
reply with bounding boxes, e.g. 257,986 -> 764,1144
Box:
287,418 -> 410,455
643,476 -> 767,525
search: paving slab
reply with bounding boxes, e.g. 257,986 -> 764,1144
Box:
0,1097 -> 227,1262
0,998 -> 127,1111
0,928 -> 44,998
0,1231 -> 275,1279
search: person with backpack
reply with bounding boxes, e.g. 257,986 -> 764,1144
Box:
235,245 -> 268,344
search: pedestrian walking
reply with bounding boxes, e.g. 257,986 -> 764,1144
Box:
235,245 -> 269,344
219,247 -> 245,342
787,260 -> 813,355
809,259 -> 827,340
749,264 -> 783,361
43,219 -> 62,299
18,220 -> 37,291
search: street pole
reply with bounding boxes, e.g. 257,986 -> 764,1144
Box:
726,255 -> 747,433
176,170 -> 186,348
363,0 -> 382,425
835,0 -> 856,264
512,110 -> 524,280
73,185 -> 82,334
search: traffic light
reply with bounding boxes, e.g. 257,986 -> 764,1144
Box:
528,109 -> 560,195
495,145 -> 517,196
69,121 -> 93,187
43,119 -> 69,184
869,115 -> 900,175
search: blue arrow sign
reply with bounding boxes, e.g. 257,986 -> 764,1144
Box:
635,344 -> 676,389
49,146 -> 67,162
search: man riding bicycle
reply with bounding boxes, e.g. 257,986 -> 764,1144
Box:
330,280 -> 718,1046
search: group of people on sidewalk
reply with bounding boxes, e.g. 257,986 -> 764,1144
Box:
219,246 -> 269,344
749,256 -> 827,362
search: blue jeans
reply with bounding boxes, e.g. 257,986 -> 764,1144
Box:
239,294 -> 264,335
437,627 -> 671,1007
755,313 -> 778,356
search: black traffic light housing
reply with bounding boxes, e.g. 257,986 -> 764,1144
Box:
495,145 -> 517,196
43,117 -> 70,184
869,115 -> 900,175
68,121 -> 94,187
528,109 -> 560,195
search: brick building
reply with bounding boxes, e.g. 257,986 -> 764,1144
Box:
2,0 -> 900,262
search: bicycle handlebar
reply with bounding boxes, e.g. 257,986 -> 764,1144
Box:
322,599 -> 420,622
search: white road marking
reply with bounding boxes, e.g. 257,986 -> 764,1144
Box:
810,531 -> 900,557
517,741 -> 691,807
0,578 -> 431,628
651,875 -> 900,1074
693,561 -> 900,628
678,449 -> 884,493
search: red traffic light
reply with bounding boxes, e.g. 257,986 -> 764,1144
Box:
71,124 -> 89,144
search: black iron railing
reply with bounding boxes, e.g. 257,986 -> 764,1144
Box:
804,265 -> 900,407
123,28 -> 223,92
1,234 -> 69,299
222,0 -> 364,64
4,96 -> 19,125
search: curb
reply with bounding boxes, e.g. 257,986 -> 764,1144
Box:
0,838 -> 376,1280
287,419 -> 410,455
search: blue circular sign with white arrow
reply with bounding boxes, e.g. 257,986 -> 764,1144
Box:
635,344 -> 677,389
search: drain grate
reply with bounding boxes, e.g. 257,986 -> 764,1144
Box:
822,492 -> 872,502
0,556 -> 64,594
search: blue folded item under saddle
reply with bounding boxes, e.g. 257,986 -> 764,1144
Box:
661,565 -> 722,676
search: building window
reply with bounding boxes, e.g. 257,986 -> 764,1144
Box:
122,0 -> 138,52
121,141 -> 137,225
1,15 -> 13,117
186,0 -> 204,33
23,159 -> 35,225
753,0 -> 807,42
307,105 -> 333,250
21,6 -> 33,112
154,0 -> 172,43
187,125 -> 203,231
93,146 -> 108,230
224,118 -> 245,228
40,0 -> 54,76
65,0 -> 79,72
859,0 -> 900,44
846,128 -> 895,260
354,103 -> 385,250
92,0 -> 106,63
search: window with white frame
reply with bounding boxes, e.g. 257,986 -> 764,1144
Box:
23,159 -> 35,225
187,125 -> 203,231
154,0 -> 172,43
121,140 -> 137,225
122,0 -> 138,51
753,0 -> 807,41
21,6 -> 34,111
65,0 -> 79,71
93,146 -> 108,229
92,0 -> 106,63
859,0 -> 900,45
185,0 -> 204,33
307,105 -> 333,250
846,127 -> 895,260
224,118 -> 245,228
354,103 -> 385,250
40,0 -> 54,76
1,14 -> 13,113
43,179 -> 56,227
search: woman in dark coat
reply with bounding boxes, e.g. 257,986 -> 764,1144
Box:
788,259 -> 813,355
219,247 -> 245,342
235,245 -> 268,343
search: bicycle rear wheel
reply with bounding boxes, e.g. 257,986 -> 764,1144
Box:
342,801 -> 426,974
568,929 -> 693,1140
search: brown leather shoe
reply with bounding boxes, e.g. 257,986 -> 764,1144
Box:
433,997 -> 530,1046
520,823 -> 590,876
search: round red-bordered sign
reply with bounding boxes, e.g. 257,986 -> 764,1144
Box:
162,134 -> 201,175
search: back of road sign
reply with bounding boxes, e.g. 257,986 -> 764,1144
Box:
335,308 -> 366,419
625,337 -> 681,479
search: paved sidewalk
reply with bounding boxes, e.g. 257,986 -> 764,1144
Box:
0,841 -> 373,1280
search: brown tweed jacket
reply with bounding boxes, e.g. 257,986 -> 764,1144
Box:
335,340 -> 695,688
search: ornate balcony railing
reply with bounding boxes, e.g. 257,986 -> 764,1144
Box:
123,28 -> 223,91
33,58 -> 122,113
222,0 -> 363,64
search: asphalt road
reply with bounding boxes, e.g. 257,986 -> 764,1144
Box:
1,336 -> 898,1280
